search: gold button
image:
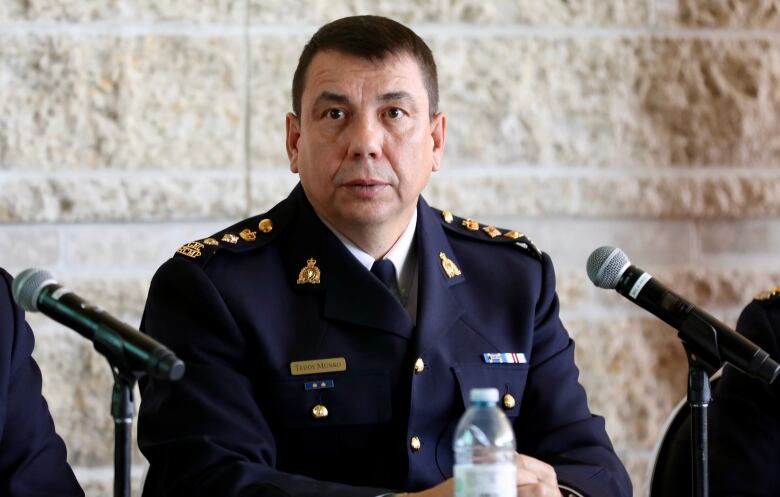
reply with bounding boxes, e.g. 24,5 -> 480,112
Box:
414,358 -> 425,374
503,393 -> 516,410
258,218 -> 273,233
410,436 -> 421,452
311,404 -> 328,419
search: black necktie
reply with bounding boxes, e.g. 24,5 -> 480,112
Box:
370,259 -> 398,296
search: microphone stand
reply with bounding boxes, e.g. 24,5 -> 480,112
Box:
90,324 -> 178,497
110,367 -> 137,497
678,314 -> 722,497
686,360 -> 710,497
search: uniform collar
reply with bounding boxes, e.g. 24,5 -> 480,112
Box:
317,209 -> 418,298
284,184 -> 466,352
285,185 -> 414,339
411,197 -> 466,356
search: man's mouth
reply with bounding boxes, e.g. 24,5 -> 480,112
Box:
342,179 -> 389,196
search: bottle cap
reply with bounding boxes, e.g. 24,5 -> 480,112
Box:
469,387 -> 499,403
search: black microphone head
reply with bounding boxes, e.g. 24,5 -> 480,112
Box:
12,268 -> 57,312
586,246 -> 631,289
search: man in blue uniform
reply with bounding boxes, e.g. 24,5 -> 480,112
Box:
710,286 -> 780,496
0,267 -> 83,497
138,15 -> 631,497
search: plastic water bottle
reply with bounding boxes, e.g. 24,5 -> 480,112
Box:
453,388 -> 517,497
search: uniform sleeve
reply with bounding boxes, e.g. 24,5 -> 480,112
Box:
0,269 -> 83,497
513,253 -> 632,497
138,258 -> 392,497
710,300 -> 780,496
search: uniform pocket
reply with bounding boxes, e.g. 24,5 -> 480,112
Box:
269,370 -> 392,428
452,364 -> 529,418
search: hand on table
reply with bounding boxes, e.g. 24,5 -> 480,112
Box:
401,453 -> 563,497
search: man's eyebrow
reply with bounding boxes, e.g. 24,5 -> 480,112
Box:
378,91 -> 413,102
313,91 -> 350,107
312,90 -> 415,107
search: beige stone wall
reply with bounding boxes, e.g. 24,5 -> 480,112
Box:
2,1 -> 779,495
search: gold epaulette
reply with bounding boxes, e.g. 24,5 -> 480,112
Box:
438,208 -> 542,260
755,285 -> 780,302
174,217 -> 277,265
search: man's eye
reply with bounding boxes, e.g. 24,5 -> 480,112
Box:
327,109 -> 345,120
386,108 -> 404,119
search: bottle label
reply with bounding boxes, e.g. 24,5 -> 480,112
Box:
454,463 -> 516,497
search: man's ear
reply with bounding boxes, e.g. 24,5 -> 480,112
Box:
286,112 -> 301,172
430,112 -> 447,172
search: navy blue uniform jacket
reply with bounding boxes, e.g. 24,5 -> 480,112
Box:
711,291 -> 780,496
0,268 -> 83,497
138,185 -> 631,497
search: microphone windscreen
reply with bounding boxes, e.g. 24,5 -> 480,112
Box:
11,268 -> 57,312
586,246 -> 630,289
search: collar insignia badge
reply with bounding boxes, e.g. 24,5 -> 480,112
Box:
439,252 -> 461,278
297,258 -> 321,285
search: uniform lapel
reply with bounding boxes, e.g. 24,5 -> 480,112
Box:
411,198 -> 466,357
285,185 -> 413,339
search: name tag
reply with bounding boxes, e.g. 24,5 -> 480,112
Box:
290,357 -> 347,376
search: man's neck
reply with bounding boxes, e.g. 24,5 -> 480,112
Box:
342,227 -> 405,260
319,210 -> 417,260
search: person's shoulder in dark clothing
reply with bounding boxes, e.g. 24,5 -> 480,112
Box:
710,285 -> 780,497
0,267 -> 84,497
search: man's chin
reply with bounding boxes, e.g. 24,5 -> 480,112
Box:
332,204 -> 401,229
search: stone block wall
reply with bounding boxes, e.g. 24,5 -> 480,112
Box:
2,1 -> 779,495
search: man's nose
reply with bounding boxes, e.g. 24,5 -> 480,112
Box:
346,114 -> 382,160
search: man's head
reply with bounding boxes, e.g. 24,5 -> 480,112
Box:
292,15 -> 439,118
285,16 -> 446,257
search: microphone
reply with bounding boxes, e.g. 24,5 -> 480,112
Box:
12,268 -> 184,381
586,246 -> 780,384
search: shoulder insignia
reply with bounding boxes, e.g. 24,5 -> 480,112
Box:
172,197 -> 296,267
436,208 -> 543,260
239,228 -> 257,241
755,286 -> 780,302
176,241 -> 207,259
258,218 -> 274,233
462,218 -> 479,231
482,225 -> 501,238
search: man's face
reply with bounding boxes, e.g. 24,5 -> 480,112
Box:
286,50 -> 446,239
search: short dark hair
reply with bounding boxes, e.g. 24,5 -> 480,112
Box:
291,15 -> 439,117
